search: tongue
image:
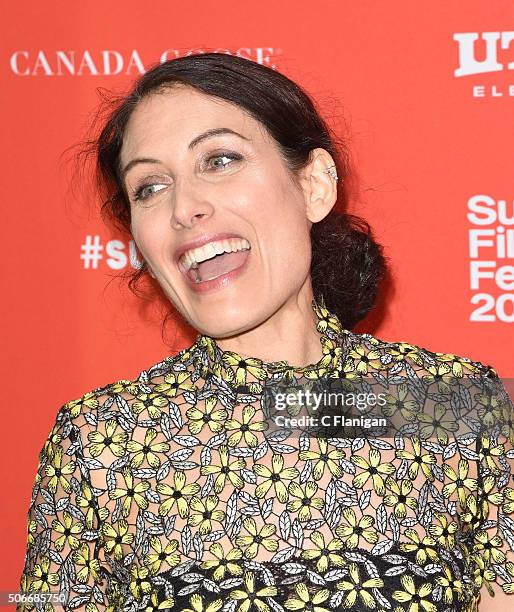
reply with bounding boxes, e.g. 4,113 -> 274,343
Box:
188,250 -> 249,282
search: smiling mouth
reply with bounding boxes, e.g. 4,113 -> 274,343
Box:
178,238 -> 252,284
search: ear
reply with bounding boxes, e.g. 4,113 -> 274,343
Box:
298,148 -> 338,223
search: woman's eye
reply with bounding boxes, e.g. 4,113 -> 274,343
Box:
131,153 -> 242,203
205,152 -> 242,170
132,183 -> 167,202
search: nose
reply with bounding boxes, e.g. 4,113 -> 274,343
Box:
170,178 -> 214,229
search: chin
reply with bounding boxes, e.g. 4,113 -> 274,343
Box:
195,307 -> 262,339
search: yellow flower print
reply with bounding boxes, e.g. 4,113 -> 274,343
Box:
87,418 -> 128,458
44,444 -> 76,494
72,544 -> 101,583
460,494 -> 482,531
156,471 -> 200,519
420,362 -> 456,393
475,388 -> 502,429
144,591 -> 175,611
442,459 -> 478,507
200,543 -> 243,580
303,336 -> 342,378
335,562 -> 384,609
383,477 -> 417,518
382,383 -> 420,422
335,507 -> 378,549
498,402 -> 514,445
167,346 -> 193,365
473,531 -> 506,565
102,519 -> 134,561
286,481 -> 324,521
390,342 -> 424,367
435,564 -> 464,604
254,453 -> 299,502
351,448 -> 395,496
299,438 -> 345,479
418,403 -> 459,444
396,437 -> 435,481
392,575 -> 436,612
477,475 -> 504,516
126,428 -> 170,468
469,551 -> 496,594
41,422 -> 62,461
348,345 -> 383,374
106,379 -> 140,395
313,296 -> 343,336
154,370 -> 195,397
399,529 -> 438,565
26,519 -> 38,547
187,495 -> 225,535
76,481 -> 109,528
182,593 -> 223,612
196,336 -> 224,380
222,352 -> 268,386
132,391 -> 168,419
503,487 -> 514,513
235,517 -> 279,559
187,396 -> 228,435
129,564 -> 152,600
30,556 -> 60,593
478,435 -> 504,475
434,353 -> 483,378
64,392 -> 99,419
108,467 -> 150,517
500,562 -> 514,594
225,405 -> 267,447
301,531 -> 345,573
338,359 -> 361,380
283,582 -> 331,612
200,445 -> 246,492
229,570 -> 278,612
428,514 -> 457,549
51,511 -> 84,551
144,536 -> 180,574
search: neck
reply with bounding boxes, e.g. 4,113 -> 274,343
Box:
213,290 -> 324,368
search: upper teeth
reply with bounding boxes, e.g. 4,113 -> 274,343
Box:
180,238 -> 251,272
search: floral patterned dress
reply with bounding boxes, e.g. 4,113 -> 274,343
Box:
18,297 -> 514,611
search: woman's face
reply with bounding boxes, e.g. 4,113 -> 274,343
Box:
120,84 -> 316,337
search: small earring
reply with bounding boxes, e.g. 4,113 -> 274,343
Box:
324,165 -> 339,181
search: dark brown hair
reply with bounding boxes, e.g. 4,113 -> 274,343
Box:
77,52 -> 388,336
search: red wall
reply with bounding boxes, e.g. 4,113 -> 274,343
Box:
2,0 -> 513,598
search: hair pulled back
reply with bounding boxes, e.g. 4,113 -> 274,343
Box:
84,52 -> 387,330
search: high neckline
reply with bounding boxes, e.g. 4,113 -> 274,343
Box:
191,296 -> 350,389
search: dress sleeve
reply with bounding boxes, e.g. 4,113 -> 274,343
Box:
17,403 -> 117,611
471,366 -> 514,597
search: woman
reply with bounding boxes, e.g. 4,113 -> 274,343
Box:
18,53 -> 514,611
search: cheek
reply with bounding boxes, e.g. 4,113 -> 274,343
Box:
130,215 -> 167,264
252,191 -> 312,274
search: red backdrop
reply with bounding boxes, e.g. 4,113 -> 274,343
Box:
2,0 -> 513,600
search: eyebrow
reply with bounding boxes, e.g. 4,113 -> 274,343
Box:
121,127 -> 250,180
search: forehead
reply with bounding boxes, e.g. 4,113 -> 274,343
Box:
120,85 -> 267,163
